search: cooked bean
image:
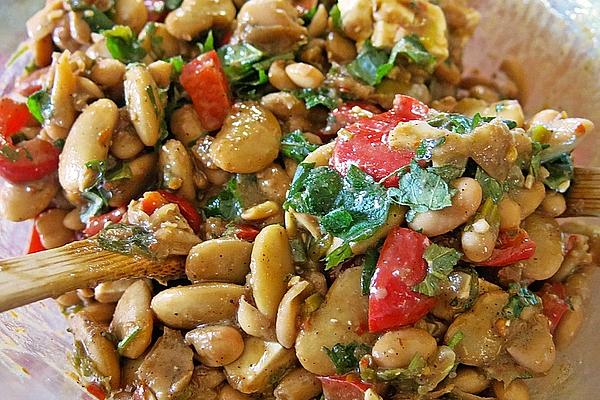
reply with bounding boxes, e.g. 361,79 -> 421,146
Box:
540,191 -> 566,217
325,31 -> 357,64
237,295 -> 275,341
519,213 -> 564,280
185,325 -> 245,367
151,283 -> 245,329
274,368 -> 322,400
124,64 -> 163,146
159,139 -> 196,201
114,0 -> 148,34
210,102 -> 282,173
242,201 -> 280,221
109,127 -> 145,160
409,178 -> 482,236
94,279 -> 137,303
110,280 -> 153,359
170,104 -> 206,145
148,60 -> 173,88
165,0 -> 236,41
59,99 -> 118,195
284,63 -> 325,89
224,336 -> 296,394
186,239 -> 253,284
372,328 -> 437,369
74,77 -> 104,110
296,267 -> 375,375
107,153 -> 158,207
77,288 -> 95,302
554,297 -> 583,350
250,225 -> 295,320
260,92 -> 308,121
268,60 -> 298,91
492,379 -> 529,400
35,208 -> 75,249
90,58 -> 126,87
32,34 -> 53,68
350,205 -> 406,255
26,0 -> 63,40
498,196 -> 521,230
69,312 -> 121,388
48,51 -> 77,138
337,0 -> 373,42
68,11 -> 91,45
276,280 -> 310,348
506,313 -> 555,373
256,164 -> 291,204
509,181 -> 545,220
461,220 -> 497,263
81,301 -> 116,324
219,385 -> 252,400
140,22 -> 182,59
303,141 -> 335,166
56,291 -> 81,308
565,268 -> 592,301
308,4 -> 328,37
451,367 -> 490,394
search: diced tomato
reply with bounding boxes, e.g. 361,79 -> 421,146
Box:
320,101 -> 382,137
157,190 -> 202,234
85,383 -> 106,400
180,50 -> 231,131
234,224 -> 260,241
476,229 -> 536,267
319,375 -> 373,400
0,98 -> 36,138
330,95 -> 429,187
144,0 -> 168,21
0,138 -> 60,183
368,227 -> 436,332
293,0 -> 317,14
537,282 -> 569,333
141,191 -> 168,215
83,207 -> 127,237
27,225 -> 46,254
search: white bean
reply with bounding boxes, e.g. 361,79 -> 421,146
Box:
185,325 -> 245,367
114,0 -> 148,34
284,63 -> 324,89
124,64 -> 162,146
165,0 -> 236,41
186,239 -> 253,284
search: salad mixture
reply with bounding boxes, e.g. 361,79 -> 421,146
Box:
0,0 -> 598,399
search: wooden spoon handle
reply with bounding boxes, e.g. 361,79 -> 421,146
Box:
0,239 -> 184,313
564,167 -> 600,217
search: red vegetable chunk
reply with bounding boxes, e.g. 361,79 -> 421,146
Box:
477,229 -> 536,267
319,375 -> 373,400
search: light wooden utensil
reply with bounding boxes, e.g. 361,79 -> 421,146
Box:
564,167 -> 600,217
0,238 -> 184,313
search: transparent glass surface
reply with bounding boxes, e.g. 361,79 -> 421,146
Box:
1,1 -> 599,398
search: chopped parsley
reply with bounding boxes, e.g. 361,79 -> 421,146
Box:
413,243 -> 462,297
204,177 -> 244,220
415,137 -> 445,162
361,248 -> 379,295
293,87 -> 340,110
428,112 -> 517,134
280,130 -> 320,162
323,342 -> 371,375
324,242 -> 353,270
503,284 -> 540,319
475,167 -> 504,204
284,163 -> 343,216
27,89 -> 52,124
543,153 -> 574,193
198,30 -> 214,54
80,160 -> 132,222
97,223 -> 156,257
69,0 -> 114,32
103,25 -> 146,64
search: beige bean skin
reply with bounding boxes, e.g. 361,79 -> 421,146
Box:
35,208 -> 75,249
308,4 -> 328,37
237,295 -> 275,341
409,178 -> 482,236
62,207 -> 85,230
151,283 -> 245,329
540,191 -> 566,217
325,31 -> 357,64
69,312 -> 121,388
81,301 -> 117,324
210,102 -> 282,174
554,299 -> 583,350
147,60 -> 173,88
186,239 -> 253,284
519,213 -> 564,280
32,34 -> 53,68
56,291 -> 81,308
48,51 -> 77,137
371,328 -> 437,369
59,99 -> 118,195
68,11 -> 91,45
165,0 -> 236,41
256,164 -> 291,204
159,139 -> 196,201
506,313 -> 555,374
492,380 -> 529,400
274,368 -> 322,400
111,280 -> 153,359
250,225 -> 295,320
268,60 -> 298,91
451,367 -> 490,394
462,224 -> 497,263
114,0 -> 148,34
106,153 -> 158,207
303,141 -> 335,166
139,22 -> 182,60
90,59 -> 126,87
285,63 -> 325,89
109,128 -> 145,160
185,325 -> 245,367
26,0 -> 63,41
170,105 -> 206,145
94,279 -> 137,303
509,181 -> 545,220
498,196 -> 521,230
276,280 -> 311,348
124,64 -> 163,146
219,385 -> 252,400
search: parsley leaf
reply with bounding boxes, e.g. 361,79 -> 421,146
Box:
27,89 -> 52,123
529,140 -> 550,178
69,0 -> 114,32
103,25 -> 146,63
281,130 -> 320,162
204,178 -> 244,220
330,4 -> 342,30
323,342 -> 371,375
361,248 -> 379,295
503,284 -> 540,319
198,30 -> 214,54
347,41 -> 391,86
427,113 -> 472,134
218,43 -> 264,81
97,223 -> 156,257
389,34 -> 436,73
543,153 -> 573,193
388,161 -> 455,221
324,242 -> 353,270
284,163 -> 342,215
293,87 -> 340,110
166,55 -> 184,76
415,137 -> 445,162
80,160 -> 133,222
475,167 -> 504,204
413,243 -> 462,297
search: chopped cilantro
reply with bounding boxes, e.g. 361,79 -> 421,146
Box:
361,248 -> 379,295
27,89 -> 52,124
323,342 -> 371,375
280,130 -> 320,162
413,243 -> 462,297
204,178 -> 243,220
503,284 -> 540,319
543,153 -> 573,193
293,87 -> 340,110
103,25 -> 146,63
97,223 -> 156,257
475,167 -> 504,204
166,55 -> 184,76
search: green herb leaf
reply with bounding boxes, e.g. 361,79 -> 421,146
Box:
69,0 -> 115,32
293,87 -> 340,110
284,163 -> 343,215
365,353 -> 426,382
302,3 -> 318,23
106,163 -> 132,181
388,34 -> 436,72
347,41 -> 391,86
290,238 -> 308,264
103,25 -> 146,63
27,89 -> 52,123
503,284 -> 540,319
388,161 -> 455,221
167,55 -> 184,76
475,167 -> 504,204
427,164 -> 465,182
543,153 -> 573,192
330,4 -> 342,30
415,137 -> 445,161
361,248 -> 379,296
117,326 -> 142,354
80,190 -> 109,222
323,342 -> 371,375
529,140 -> 550,178
446,330 -> 464,349
218,43 -> 264,81
413,243 -> 462,296
324,242 -> 353,270
97,223 -> 156,257
198,30 -> 214,54
280,130 -> 320,162
427,113 -> 472,134
165,0 -> 183,9
204,178 -> 244,220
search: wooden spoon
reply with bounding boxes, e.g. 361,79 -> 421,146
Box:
564,167 -> 600,217
0,238 -> 184,313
